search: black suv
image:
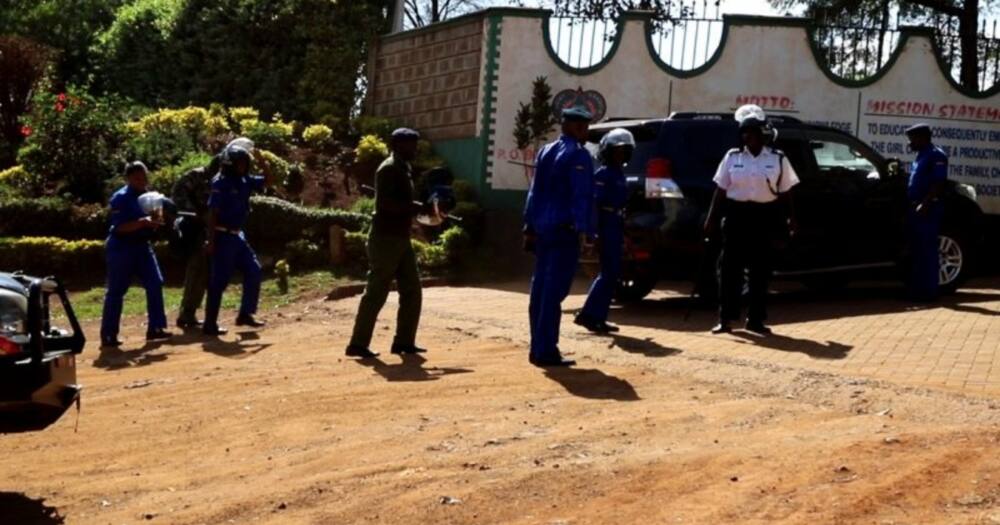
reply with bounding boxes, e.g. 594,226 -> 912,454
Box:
584,113 -> 986,301
0,272 -> 85,433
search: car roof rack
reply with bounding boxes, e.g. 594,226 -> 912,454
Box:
669,112 -> 803,124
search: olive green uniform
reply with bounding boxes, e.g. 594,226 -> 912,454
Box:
172,166 -> 213,322
349,155 -> 422,349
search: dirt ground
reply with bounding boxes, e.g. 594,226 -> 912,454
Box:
4,281 -> 1000,525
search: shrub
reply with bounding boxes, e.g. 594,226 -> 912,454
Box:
17,87 -> 128,202
411,239 -> 449,269
0,165 -> 45,197
0,236 -> 106,282
352,116 -> 397,141
302,124 -> 333,148
228,107 -> 260,127
256,149 -> 290,187
438,226 -> 471,257
284,239 -> 328,271
243,196 -> 368,255
148,152 -> 213,194
0,197 -> 108,240
240,116 -> 294,152
413,140 -> 445,174
350,196 -> 375,217
125,106 -> 230,170
355,134 -> 388,165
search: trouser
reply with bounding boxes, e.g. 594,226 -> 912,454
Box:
349,232 -> 422,349
178,232 -> 208,321
101,240 -> 167,340
204,231 -> 262,327
529,228 -> 580,361
907,207 -> 942,301
579,214 -> 624,324
719,201 -> 780,324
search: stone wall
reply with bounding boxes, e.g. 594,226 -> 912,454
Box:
369,17 -> 484,141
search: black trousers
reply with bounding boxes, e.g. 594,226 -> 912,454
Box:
718,201 -> 783,324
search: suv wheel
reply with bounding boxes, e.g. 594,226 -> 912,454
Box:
616,275 -> 656,303
938,232 -> 969,293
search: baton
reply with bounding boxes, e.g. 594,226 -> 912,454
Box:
360,185 -> 463,223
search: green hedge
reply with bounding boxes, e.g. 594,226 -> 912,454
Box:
0,236 -> 106,282
0,198 -> 109,240
244,196 -> 370,254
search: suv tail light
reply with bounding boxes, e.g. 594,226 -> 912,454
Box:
0,334 -> 23,356
644,157 -> 684,199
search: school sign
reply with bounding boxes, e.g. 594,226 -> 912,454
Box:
367,8 -> 1000,217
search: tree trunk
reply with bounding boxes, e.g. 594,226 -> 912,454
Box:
957,0 -> 980,91
431,0 -> 440,23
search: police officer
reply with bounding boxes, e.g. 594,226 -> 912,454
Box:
704,106 -> 799,336
904,123 -> 948,301
574,128 -> 634,334
172,154 -> 222,329
202,145 -> 271,336
100,161 -> 172,347
345,128 -> 427,359
524,106 -> 595,367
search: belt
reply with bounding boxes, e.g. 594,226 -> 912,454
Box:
214,227 -> 241,235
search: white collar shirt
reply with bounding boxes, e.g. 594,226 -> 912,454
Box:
712,147 -> 800,203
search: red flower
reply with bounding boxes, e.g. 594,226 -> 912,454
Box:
57,93 -> 67,102
54,102 -> 65,113
20,125 -> 32,137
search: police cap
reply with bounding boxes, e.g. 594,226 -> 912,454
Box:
391,128 -> 421,142
905,123 -> 932,137
561,106 -> 593,123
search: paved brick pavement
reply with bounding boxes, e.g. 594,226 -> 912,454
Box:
410,277 -> 1000,397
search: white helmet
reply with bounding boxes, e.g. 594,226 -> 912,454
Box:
221,137 -> 256,165
734,104 -> 766,125
599,128 -> 636,154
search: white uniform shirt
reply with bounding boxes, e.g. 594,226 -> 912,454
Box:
713,147 -> 800,203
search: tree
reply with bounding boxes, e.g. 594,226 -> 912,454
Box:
549,0 -> 682,23
513,76 -> 558,150
0,36 -> 53,168
770,0 -> 991,91
0,0 -> 124,86
400,0 -> 486,27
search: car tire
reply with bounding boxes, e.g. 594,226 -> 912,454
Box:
615,275 -> 656,303
937,231 -> 972,294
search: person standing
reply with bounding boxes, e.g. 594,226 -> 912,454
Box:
574,128 -> 634,334
704,106 -> 799,336
903,123 -> 948,302
100,161 -> 172,347
524,106 -> 595,367
345,128 -> 427,359
171,155 -> 221,329
202,145 -> 271,336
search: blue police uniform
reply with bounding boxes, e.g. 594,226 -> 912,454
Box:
100,185 -> 167,341
578,165 -> 627,325
204,173 -> 265,325
525,135 -> 594,363
907,144 -> 948,300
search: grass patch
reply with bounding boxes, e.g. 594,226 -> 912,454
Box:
63,271 -> 346,322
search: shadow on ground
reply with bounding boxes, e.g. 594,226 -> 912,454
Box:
543,367 -> 640,401
0,493 -> 64,525
355,354 -> 473,382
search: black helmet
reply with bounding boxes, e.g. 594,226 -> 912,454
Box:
222,145 -> 252,166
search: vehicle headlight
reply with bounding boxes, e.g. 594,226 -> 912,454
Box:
955,183 -> 977,202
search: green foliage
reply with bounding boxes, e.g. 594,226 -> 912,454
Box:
284,239 -> 328,271
0,35 -> 54,168
302,124 -> 333,148
0,198 -> 108,240
352,116 -> 398,142
255,149 -> 290,187
228,107 -> 260,126
411,239 -> 449,269
355,135 -> 389,165
0,165 -> 45,197
244,196 -> 369,255
240,116 -> 294,152
513,102 -> 533,150
17,87 -> 128,202
529,76 -> 558,144
438,225 -> 471,255
148,152 -> 213,194
0,236 -> 106,281
92,0 -> 390,123
350,196 -> 375,217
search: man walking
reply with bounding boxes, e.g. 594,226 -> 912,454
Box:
344,128 -> 427,359
903,123 -> 948,302
172,155 -> 221,329
523,107 -> 595,367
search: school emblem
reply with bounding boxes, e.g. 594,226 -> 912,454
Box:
552,87 -> 607,122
